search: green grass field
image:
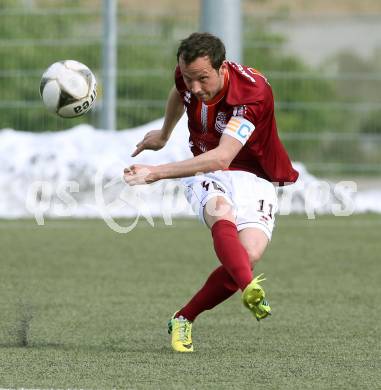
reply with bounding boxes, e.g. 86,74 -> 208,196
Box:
0,215 -> 380,389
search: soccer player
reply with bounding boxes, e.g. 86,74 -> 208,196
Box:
124,32 -> 298,352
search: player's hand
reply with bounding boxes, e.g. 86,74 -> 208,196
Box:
131,130 -> 168,157
123,164 -> 159,185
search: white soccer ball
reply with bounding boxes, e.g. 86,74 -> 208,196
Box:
40,60 -> 97,118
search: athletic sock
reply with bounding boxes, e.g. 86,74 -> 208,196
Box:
211,219 -> 252,290
176,265 -> 239,321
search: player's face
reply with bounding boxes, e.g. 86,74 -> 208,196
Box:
179,56 -> 227,102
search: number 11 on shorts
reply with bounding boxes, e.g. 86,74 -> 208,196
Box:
258,199 -> 274,219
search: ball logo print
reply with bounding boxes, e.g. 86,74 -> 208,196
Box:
40,60 -> 97,118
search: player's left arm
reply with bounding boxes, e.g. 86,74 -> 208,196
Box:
124,116 -> 255,185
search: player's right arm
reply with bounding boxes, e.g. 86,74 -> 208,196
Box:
131,85 -> 184,157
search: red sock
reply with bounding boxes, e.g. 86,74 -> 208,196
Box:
211,219 -> 252,290
177,266 -> 239,321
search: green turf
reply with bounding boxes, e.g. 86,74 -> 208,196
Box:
0,215 -> 380,389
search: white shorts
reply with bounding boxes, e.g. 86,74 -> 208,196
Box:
182,170 -> 278,240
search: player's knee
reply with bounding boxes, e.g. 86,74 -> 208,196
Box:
246,248 -> 263,268
204,197 -> 235,228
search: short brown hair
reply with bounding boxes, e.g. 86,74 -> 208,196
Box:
177,32 -> 226,70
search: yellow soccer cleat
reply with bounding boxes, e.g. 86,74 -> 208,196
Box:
242,273 -> 272,321
167,313 -> 194,352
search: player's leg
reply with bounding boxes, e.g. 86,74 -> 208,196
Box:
238,227 -> 272,320
238,227 -> 269,270
204,196 -> 254,290
170,177 -> 239,352
231,170 -> 278,321
168,263 -> 238,352
175,196 -> 250,323
176,172 -> 274,316
174,265 -> 238,321
176,221 -> 270,322
169,173 -> 273,351
181,174 -> 252,294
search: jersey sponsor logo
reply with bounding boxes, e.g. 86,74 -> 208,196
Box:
215,111 -> 228,133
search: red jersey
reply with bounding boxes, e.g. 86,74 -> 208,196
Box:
174,61 -> 299,185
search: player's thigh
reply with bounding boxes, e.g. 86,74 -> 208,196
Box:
239,227 -> 269,267
231,171 -> 278,241
182,172 -> 235,228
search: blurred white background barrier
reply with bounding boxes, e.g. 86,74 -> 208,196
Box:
0,116 -> 380,224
